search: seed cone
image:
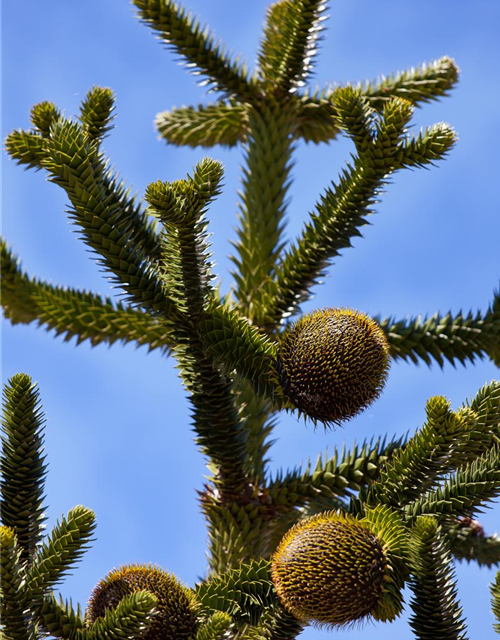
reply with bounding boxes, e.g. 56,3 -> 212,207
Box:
86,565 -> 198,640
271,512 -> 388,627
277,308 -> 390,424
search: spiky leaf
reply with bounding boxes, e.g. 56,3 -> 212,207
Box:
1,374 -> 47,565
195,612 -> 232,640
133,0 -> 256,100
196,559 -> 276,625
40,118 -> 169,311
363,56 -> 460,111
156,102 -> 246,147
362,395 -> 470,508
240,602 -> 303,640
379,291 -> 500,368
0,526 -> 34,640
405,446 -> 500,521
267,435 -> 404,508
30,101 -> 61,136
27,506 -> 96,599
261,90 -> 456,325
447,518 -> 500,568
491,570 -> 500,634
39,594 -> 85,640
5,129 -> 47,170
199,304 -> 279,399
1,240 -> 174,352
257,0 -> 327,90
86,590 -> 158,640
408,517 -> 468,640
232,99 -> 295,323
79,86 -> 116,141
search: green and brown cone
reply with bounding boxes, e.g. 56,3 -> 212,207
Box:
271,510 -> 403,627
277,308 -> 390,425
86,564 -> 199,640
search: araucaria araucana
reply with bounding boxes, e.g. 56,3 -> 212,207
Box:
1,2 -> 500,639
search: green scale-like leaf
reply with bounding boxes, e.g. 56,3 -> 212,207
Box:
5,129 -> 47,170
293,88 -> 340,144
1,374 -> 47,565
363,505 -> 407,621
405,445 -> 500,522
255,437 -> 404,563
1,240 -> 174,352
240,603 -> 303,640
362,395 -> 471,508
30,101 -> 61,136
0,377 -> 101,640
171,317 -> 251,491
491,570 -> 500,634
232,98 -> 296,324
133,0 -> 257,101
39,118 -> 170,312
447,518 -> 500,568
454,380 -> 500,466
79,86 -> 115,141
27,505 -> 96,600
259,90 -> 456,326
39,594 -> 86,640
86,591 -> 158,640
379,290 -> 500,367
156,101 -> 246,148
361,382 -> 500,518
257,1 -> 295,86
408,517 -> 468,640
233,381 -> 277,485
288,55 -> 459,147
0,526 -> 35,640
196,558 -> 276,625
199,304 -> 279,400
173,304 -> 250,497
146,158 -> 223,318
363,56 -> 460,111
45,590 -> 158,640
268,435 -> 404,508
257,0 -> 327,91
195,612 -> 232,640
145,161 -> 250,496
203,497 -> 278,575
5,93 -> 161,263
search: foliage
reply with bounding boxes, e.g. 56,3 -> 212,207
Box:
2,2 -> 499,639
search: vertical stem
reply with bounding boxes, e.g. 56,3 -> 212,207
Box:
202,98 -> 297,574
235,380 -> 275,484
232,98 -> 295,325
174,329 -> 250,498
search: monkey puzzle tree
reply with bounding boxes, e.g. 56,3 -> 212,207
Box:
1,1 -> 500,639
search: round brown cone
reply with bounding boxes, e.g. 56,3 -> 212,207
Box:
277,308 -> 390,425
86,565 -> 198,640
271,512 -> 387,627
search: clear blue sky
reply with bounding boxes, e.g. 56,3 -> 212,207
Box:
2,1 -> 500,638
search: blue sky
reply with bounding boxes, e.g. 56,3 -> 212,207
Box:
2,1 -> 500,638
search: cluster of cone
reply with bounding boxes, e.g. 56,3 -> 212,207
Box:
86,308 -> 395,630
271,309 -> 398,625
87,513 -> 401,633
